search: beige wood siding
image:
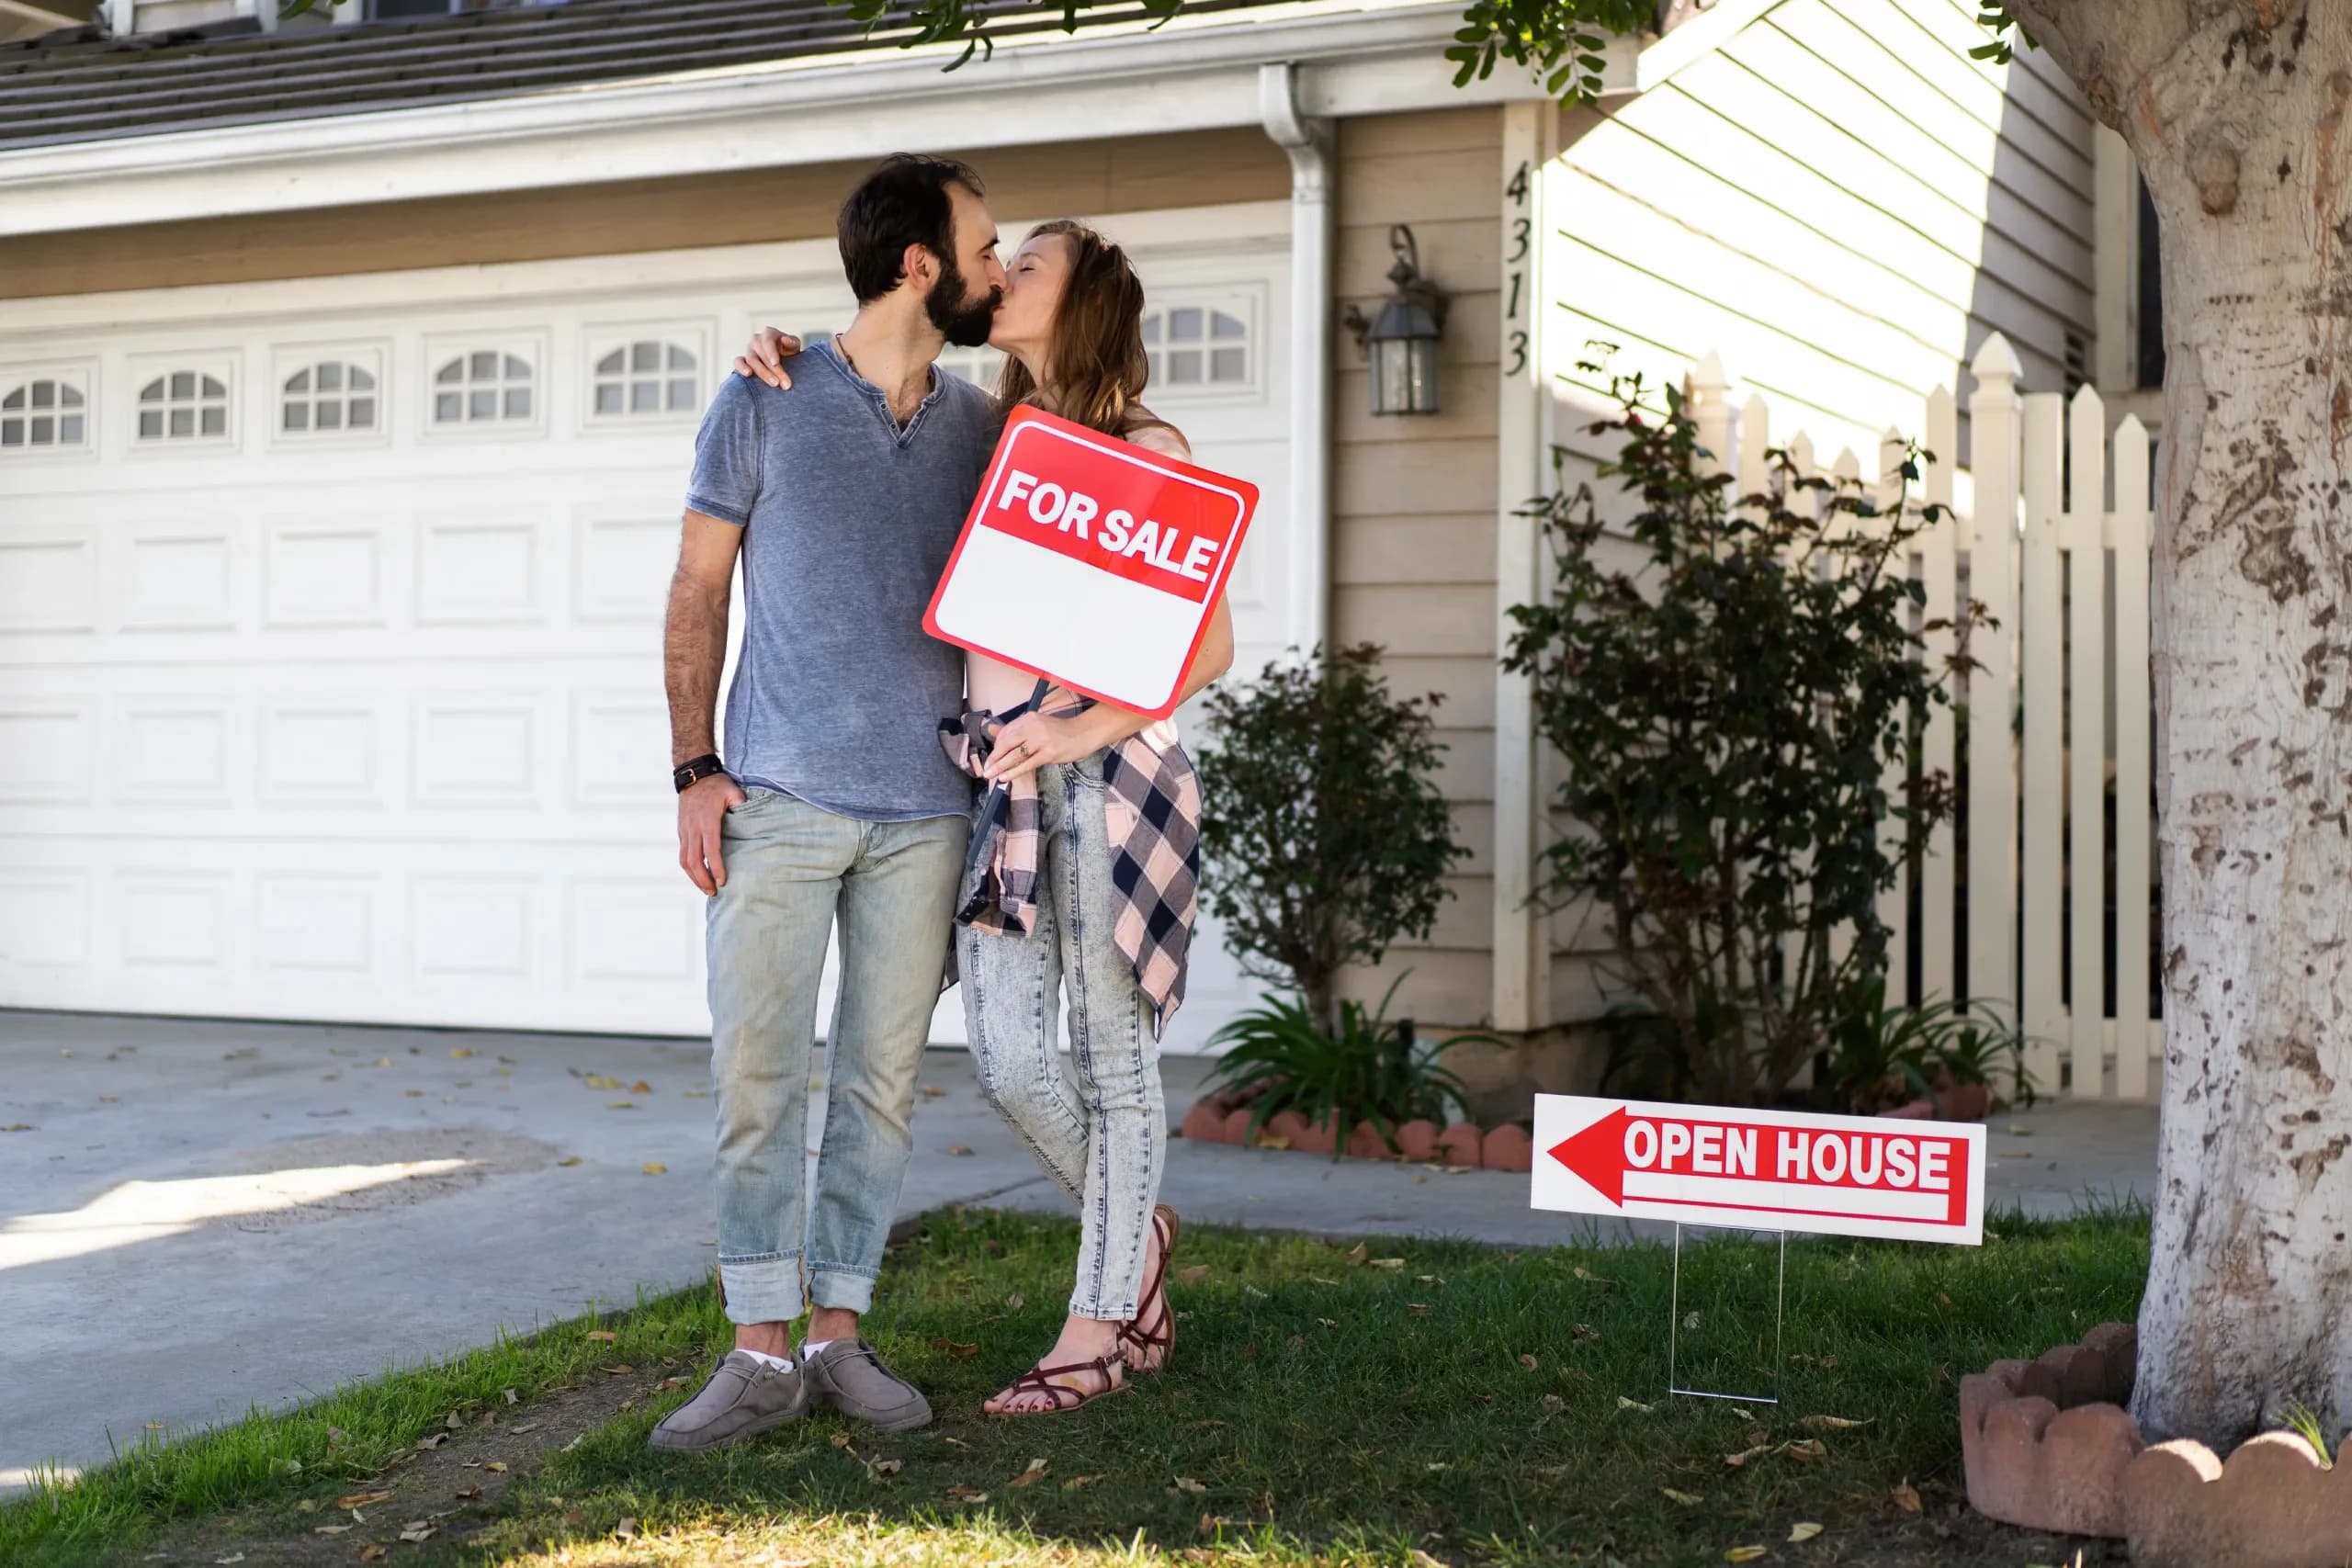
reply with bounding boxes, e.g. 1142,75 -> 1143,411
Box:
1329,106 -> 1504,1029
1543,0 -> 2095,1024
0,129 -> 1291,299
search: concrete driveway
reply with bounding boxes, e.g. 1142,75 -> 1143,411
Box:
0,1009 -> 2155,1492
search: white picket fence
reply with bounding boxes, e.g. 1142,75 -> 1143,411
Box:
1682,334 -> 2159,1101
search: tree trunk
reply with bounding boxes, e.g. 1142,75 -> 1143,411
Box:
2007,0 -> 2352,1448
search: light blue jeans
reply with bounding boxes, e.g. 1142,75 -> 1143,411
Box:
706,786 -> 967,1325
959,752 -> 1167,1321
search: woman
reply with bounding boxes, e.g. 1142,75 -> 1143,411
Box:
735,220 -> 1234,1416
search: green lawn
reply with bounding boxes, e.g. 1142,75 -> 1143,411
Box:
4,1206 -> 2150,1568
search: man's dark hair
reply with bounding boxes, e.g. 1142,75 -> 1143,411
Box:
838,153 -> 986,304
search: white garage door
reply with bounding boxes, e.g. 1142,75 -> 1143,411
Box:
0,208 -> 1295,1052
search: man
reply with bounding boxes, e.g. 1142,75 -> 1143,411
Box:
651,153 -> 1005,1451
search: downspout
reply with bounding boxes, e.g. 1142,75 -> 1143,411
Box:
1257,62 -> 1332,659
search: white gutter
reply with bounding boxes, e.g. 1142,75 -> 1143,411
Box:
0,3 -> 1642,238
1257,60 -> 1333,660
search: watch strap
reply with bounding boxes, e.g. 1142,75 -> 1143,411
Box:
673,753 -> 725,794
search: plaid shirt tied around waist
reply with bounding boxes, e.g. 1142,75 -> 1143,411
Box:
939,682 -> 1201,1038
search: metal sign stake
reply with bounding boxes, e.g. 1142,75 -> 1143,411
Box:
1667,1223 -> 1787,1406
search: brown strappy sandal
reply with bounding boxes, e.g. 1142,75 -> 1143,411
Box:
984,1349 -> 1126,1416
1119,1203 -> 1182,1375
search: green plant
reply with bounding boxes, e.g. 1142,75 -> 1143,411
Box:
1194,643 -> 1467,1038
1203,974 -> 1481,1156
2281,1401 -> 2337,1469
1819,977 -> 2037,1115
1501,364 -> 1984,1108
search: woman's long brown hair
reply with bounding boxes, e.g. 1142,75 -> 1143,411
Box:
993,220 -> 1171,440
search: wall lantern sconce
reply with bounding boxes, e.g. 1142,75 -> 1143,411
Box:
1343,223 -> 1449,416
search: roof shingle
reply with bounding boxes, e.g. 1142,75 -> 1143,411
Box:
0,0 -> 1302,153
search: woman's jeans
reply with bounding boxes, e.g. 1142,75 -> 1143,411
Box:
705,786 -> 967,1326
960,751 -> 1168,1321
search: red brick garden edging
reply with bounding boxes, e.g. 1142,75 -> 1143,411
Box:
1177,1091 -> 1534,1171
1962,1322 -> 2352,1566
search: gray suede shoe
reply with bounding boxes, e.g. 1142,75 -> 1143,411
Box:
801,1338 -> 933,1433
647,1350 -> 808,1452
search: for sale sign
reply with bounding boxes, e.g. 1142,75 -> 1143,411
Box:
924,406 -> 1258,718
1531,1095 -> 1985,1247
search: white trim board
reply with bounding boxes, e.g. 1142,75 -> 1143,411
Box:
0,203 -> 1293,331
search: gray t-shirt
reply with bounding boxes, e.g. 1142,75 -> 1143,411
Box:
685,339 -> 998,820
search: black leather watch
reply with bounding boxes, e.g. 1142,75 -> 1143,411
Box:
673,753 -> 725,794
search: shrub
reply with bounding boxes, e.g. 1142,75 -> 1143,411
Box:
1501,364 -> 1984,1106
1193,642 -> 1466,1038
1202,975 -> 1479,1156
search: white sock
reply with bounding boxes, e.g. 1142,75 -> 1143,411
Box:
739,1348 -> 794,1372
800,1337 -> 842,1359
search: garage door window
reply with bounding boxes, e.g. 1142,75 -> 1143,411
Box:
592,341 -> 697,418
433,351 -> 534,425
283,361 -> 379,434
1145,307 -> 1250,391
137,371 -> 231,443
0,377 -> 86,450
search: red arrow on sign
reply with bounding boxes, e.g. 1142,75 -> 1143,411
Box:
1548,1105 -> 1631,1206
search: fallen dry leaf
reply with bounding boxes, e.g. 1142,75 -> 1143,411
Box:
556,1156 -> 582,1168
1724,1445 -> 1773,1468
1789,1521 -> 1825,1542
946,1145 -> 975,1156
616,1517 -> 639,1540
414,1434 -> 446,1451
1344,1243 -> 1368,1265
1541,1394 -> 1566,1416
1617,1396 -> 1653,1414
454,1485 -> 481,1501
629,1080 -> 652,1095
585,1330 -> 617,1342
1406,1303 -> 1433,1316
482,1461 -> 507,1473
1574,1266 -> 1617,1284
1726,1549 -> 1767,1563
336,1492 -> 394,1510
583,1074 -> 623,1089
1007,1458 -> 1050,1489
1309,1274 -> 1340,1286
313,1525 -> 352,1536
1661,1487 -> 1702,1506
920,1084 -> 947,1098
397,1526 -> 434,1544
1803,1414 -> 1871,1431
1892,1482 -> 1922,1513
869,1458 -> 903,1479
359,1549 -> 386,1563
1572,1323 -> 1600,1342
1171,1476 -> 1208,1494
1369,1258 -> 1405,1270
926,1337 -> 980,1359
641,1162 -> 667,1175
1005,1293 -> 1025,1309
944,1485 -> 989,1503
601,1363 -> 633,1374
1062,1474 -> 1102,1491
1518,1354 -> 1539,1371
444,1410 -> 465,1430
1176,1264 -> 1211,1285
503,1387 -> 520,1404
1783,1438 -> 1828,1462
509,1421 -> 541,1434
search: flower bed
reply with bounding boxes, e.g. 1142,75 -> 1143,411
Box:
1177,1090 -> 1535,1171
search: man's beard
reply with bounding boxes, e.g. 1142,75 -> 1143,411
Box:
927,251 -> 1001,348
